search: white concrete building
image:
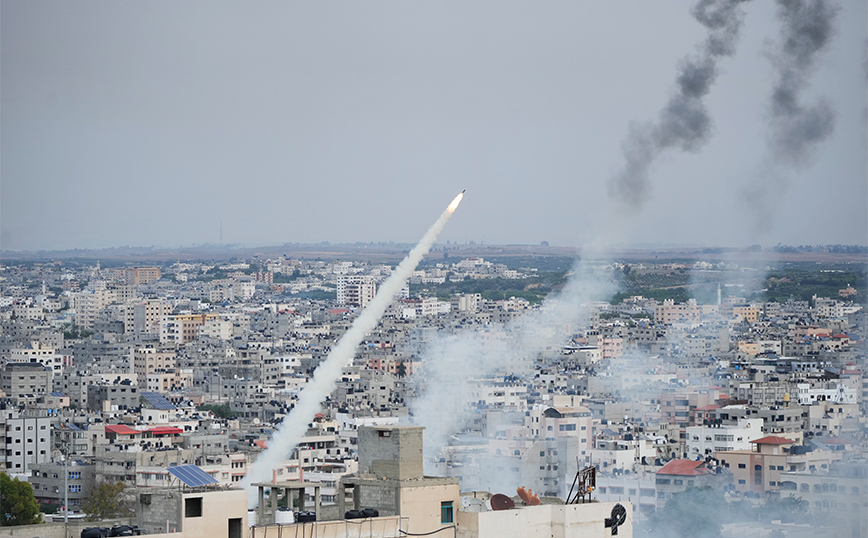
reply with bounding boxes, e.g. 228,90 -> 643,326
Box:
685,418 -> 763,458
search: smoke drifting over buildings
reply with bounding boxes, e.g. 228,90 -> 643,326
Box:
609,0 -> 748,209
768,0 -> 840,166
241,192 -> 463,505
410,255 -> 616,482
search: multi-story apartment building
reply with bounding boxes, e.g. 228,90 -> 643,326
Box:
1,363 -> 53,402
134,345 -> 178,386
685,418 -> 763,458
8,341 -> 63,373
778,460 -> 868,538
336,275 -> 375,307
71,288 -> 116,330
147,368 -> 194,392
655,299 -> 702,326
86,380 -> 139,412
717,436 -> 843,497
125,298 -> 172,335
28,459 -> 95,513
125,267 -> 161,286
161,313 -> 220,344
1,413 -> 52,476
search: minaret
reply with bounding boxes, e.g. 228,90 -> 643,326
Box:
717,283 -> 722,305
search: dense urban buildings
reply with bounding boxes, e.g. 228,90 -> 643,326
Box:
0,250 -> 864,537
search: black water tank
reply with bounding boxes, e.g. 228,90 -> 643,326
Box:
110,525 -> 138,537
362,508 -> 379,518
81,528 -> 110,538
345,510 -> 363,519
296,511 -> 316,523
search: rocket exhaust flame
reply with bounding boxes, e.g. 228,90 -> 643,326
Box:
242,192 -> 465,506
447,191 -> 464,213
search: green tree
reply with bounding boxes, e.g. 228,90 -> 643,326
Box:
61,323 -> 93,340
759,494 -> 809,524
82,481 -> 133,521
396,361 -> 407,378
0,472 -> 42,526
198,404 -> 236,419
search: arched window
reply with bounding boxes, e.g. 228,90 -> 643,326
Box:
800,483 -> 809,492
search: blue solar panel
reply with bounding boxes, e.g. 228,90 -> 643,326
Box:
140,391 -> 176,410
167,465 -> 218,488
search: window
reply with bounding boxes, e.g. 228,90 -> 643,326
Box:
441,501 -> 453,524
69,485 -> 81,493
228,518 -> 242,538
738,463 -> 746,469
185,497 -> 203,518
754,465 -> 762,486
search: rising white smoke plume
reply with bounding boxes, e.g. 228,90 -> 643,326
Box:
410,249 -> 617,480
242,192 -> 464,506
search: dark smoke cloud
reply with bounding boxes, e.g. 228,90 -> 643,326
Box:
739,0 -> 840,235
768,0 -> 840,166
609,0 -> 748,209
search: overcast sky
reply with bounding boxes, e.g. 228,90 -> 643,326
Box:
2,1 -> 865,251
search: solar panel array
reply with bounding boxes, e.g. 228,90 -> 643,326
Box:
140,391 -> 176,410
167,465 -> 219,488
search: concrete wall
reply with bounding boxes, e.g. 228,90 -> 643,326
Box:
400,484 -> 460,536
136,488 -> 247,538
0,518 -> 134,538
250,516 -> 406,538
136,489 -> 182,533
180,490 -> 247,538
456,501 -> 633,538
358,426 -> 424,480
356,482 -> 400,516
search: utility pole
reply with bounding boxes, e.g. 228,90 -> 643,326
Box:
63,449 -> 69,538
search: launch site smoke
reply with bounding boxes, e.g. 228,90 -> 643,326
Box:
609,0 -> 748,209
242,191 -> 464,506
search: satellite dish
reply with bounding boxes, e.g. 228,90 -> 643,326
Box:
461,497 -> 486,512
490,494 -> 515,511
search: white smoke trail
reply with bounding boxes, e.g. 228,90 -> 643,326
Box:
242,191 -> 464,506
410,247 -> 617,478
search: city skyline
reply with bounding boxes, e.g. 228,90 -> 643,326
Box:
2,1 -> 866,251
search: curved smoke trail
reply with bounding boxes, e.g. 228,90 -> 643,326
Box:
609,0 -> 749,209
242,192 -> 464,506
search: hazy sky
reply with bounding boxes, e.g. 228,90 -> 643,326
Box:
2,1 -> 866,251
